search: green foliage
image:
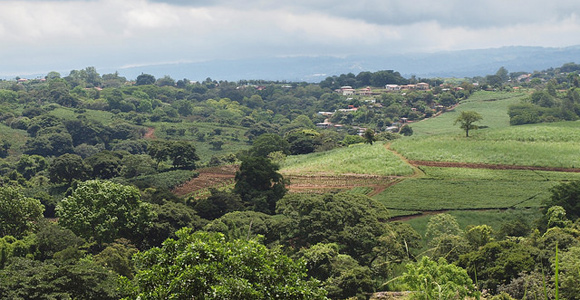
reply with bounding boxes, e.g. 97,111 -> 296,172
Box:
276,193 -> 390,265
249,133 -> 290,157
35,221 -> 84,260
400,256 -> 479,300
0,186 -> 44,238
497,271 -> 555,300
203,211 -> 276,242
399,125 -> 413,136
425,213 -> 462,240
545,180 -> 580,222
144,201 -> 206,247
94,239 -> 138,278
391,122 -> 580,167
234,156 -> 286,214
192,189 -> 244,220
123,229 -> 327,299
0,257 -> 120,299
457,240 -> 538,293
48,153 -> 91,183
56,180 -> 155,245
148,140 -> 200,170
558,246 -> 580,299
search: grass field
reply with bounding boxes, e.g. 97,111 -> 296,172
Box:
409,91 -> 528,136
281,142 -> 414,176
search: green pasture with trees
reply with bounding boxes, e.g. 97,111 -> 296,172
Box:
1,63 -> 580,299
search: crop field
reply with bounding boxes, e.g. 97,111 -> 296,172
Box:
281,142 -> 415,176
373,166 -> 580,213
375,178 -> 552,211
391,122 -> 580,168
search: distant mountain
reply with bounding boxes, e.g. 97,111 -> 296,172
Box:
60,45 -> 580,82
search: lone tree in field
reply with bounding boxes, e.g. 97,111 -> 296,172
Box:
454,111 -> 483,137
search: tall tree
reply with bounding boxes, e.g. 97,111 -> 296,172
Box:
234,156 -> 286,214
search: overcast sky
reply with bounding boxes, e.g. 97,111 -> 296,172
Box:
1,0 -> 580,78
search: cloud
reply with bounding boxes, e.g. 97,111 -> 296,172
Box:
1,0 -> 580,76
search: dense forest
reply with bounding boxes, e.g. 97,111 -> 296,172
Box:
1,63 -> 580,299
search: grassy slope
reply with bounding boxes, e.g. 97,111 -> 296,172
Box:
377,89 -> 580,238
392,91 -> 580,168
281,142 -> 414,176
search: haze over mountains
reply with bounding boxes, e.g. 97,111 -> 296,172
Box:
8,45 -> 580,82
107,45 -> 580,82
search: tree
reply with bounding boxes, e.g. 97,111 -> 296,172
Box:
276,193 -> 391,265
496,66 -> 509,82
234,156 -> 287,214
148,140 -> 199,170
135,73 -> 156,86
48,153 -> 91,184
363,129 -> 375,145
401,256 -> 479,300
543,181 -> 580,222
399,125 -> 413,136
56,180 -> 154,245
122,229 -> 327,299
454,110 -> 483,137
249,133 -> 290,157
192,189 -> 244,220
0,187 -> 44,237
16,154 -> 47,179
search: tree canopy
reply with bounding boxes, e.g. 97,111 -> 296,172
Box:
123,229 -> 327,299
56,180 -> 154,245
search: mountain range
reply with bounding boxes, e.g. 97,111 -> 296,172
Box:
10,45 -> 580,82
111,45 -> 580,82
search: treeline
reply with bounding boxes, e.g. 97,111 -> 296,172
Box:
508,84 -> 580,125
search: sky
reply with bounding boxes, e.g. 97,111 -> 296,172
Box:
1,0 -> 580,78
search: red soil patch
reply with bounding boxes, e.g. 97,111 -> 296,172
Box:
172,165 -> 238,197
143,127 -> 156,139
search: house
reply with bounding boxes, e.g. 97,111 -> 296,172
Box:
416,82 -> 430,90
338,86 -> 356,96
385,84 -> 401,91
358,87 -> 372,95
